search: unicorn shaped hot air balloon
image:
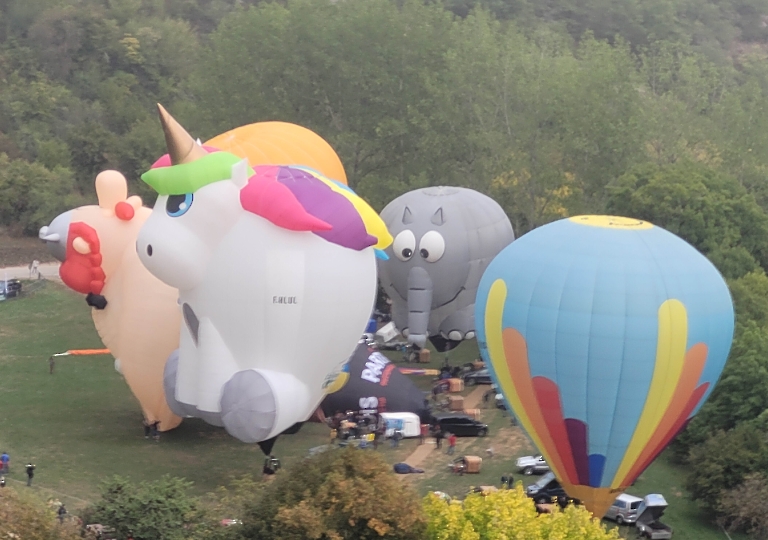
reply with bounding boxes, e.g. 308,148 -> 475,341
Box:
136,105 -> 392,450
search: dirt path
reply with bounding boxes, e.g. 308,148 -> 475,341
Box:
402,385 -> 487,468
0,263 -> 61,281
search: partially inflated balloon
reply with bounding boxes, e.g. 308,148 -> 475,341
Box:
320,342 -> 430,422
39,171 -> 182,431
206,122 -> 347,185
476,215 -> 734,517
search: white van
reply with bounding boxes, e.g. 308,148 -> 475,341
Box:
604,493 -> 643,525
379,412 -> 421,438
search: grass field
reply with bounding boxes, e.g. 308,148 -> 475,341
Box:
0,281 -> 482,510
0,280 -> 740,539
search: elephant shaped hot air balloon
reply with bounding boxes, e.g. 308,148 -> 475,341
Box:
476,215 -> 734,517
379,187 -> 514,352
136,105 -> 392,447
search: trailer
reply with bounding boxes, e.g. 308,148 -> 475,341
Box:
635,494 -> 673,539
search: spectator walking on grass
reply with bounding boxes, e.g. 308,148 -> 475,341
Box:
434,426 -> 443,449
447,432 -> 457,455
26,463 -> 35,486
1,451 -> 9,473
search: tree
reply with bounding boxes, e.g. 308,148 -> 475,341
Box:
88,475 -> 200,540
0,154 -> 84,235
673,321 -> 768,461
606,161 -> 768,279
686,424 -> 768,512
237,447 -> 426,540
729,271 -> 768,327
719,472 -> 768,538
423,488 -> 619,540
0,485 -> 81,540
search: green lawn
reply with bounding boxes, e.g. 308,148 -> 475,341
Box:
0,281 -> 488,512
0,282 -> 742,540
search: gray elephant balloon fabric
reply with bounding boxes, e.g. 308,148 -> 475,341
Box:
378,187 -> 515,352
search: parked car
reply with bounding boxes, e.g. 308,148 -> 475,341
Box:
516,455 -> 550,475
433,413 -> 489,437
604,493 -> 643,525
0,279 -> 22,298
525,472 -> 579,507
462,368 -> 493,386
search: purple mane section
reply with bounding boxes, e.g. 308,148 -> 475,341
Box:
273,167 -> 376,250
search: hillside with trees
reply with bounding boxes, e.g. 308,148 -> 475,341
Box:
3,0 -> 768,534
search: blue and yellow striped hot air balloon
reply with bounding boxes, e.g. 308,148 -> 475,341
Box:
475,215 -> 734,517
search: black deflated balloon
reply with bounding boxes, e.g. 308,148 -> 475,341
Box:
321,343 -> 429,421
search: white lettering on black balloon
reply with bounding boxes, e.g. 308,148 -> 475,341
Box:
360,352 -> 390,383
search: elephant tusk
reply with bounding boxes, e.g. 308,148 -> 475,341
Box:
42,233 -> 60,242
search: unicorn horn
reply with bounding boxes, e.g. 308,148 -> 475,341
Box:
156,104 -> 207,165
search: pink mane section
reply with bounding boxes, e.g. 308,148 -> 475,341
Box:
239,166 -> 332,232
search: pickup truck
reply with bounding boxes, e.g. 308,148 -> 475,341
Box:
516,455 -> 550,475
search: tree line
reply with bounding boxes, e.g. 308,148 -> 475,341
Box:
2,447 -> 619,540
3,0 -> 768,533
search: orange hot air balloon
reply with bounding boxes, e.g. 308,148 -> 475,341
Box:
205,122 -> 347,185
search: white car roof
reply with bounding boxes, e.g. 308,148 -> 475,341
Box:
615,493 -> 643,503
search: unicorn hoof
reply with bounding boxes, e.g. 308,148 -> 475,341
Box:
163,350 -> 200,419
220,370 -> 277,443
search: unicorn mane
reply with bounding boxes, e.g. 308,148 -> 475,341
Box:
142,155 -> 392,254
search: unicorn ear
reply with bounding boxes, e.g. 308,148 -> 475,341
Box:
231,159 -> 251,189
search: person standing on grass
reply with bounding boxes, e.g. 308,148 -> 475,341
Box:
419,423 -> 428,445
1,451 -> 9,473
447,432 -> 457,455
143,419 -> 151,439
26,463 -> 35,486
58,504 -> 67,524
150,421 -> 160,442
434,425 -> 443,449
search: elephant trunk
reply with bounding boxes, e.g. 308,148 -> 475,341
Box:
407,266 -> 432,348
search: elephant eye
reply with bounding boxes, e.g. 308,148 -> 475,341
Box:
166,193 -> 193,217
419,231 -> 445,262
393,230 -> 416,261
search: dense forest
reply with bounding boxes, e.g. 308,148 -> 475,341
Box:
4,0 -> 768,533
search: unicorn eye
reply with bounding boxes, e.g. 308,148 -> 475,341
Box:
166,194 -> 193,217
